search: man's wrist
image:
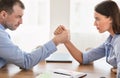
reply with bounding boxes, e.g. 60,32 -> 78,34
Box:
52,37 -> 59,46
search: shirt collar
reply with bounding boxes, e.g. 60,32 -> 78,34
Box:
0,24 -> 6,30
105,34 -> 120,45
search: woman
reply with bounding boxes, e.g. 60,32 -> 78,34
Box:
54,0 -> 120,78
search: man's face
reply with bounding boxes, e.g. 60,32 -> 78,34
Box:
3,4 -> 24,30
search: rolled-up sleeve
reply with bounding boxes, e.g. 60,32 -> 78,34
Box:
82,44 -> 105,64
23,40 -> 57,69
0,29 -> 57,69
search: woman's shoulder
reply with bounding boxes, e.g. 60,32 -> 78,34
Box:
115,34 -> 120,39
113,34 -> 120,44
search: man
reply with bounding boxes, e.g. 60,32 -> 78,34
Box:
0,0 -> 69,69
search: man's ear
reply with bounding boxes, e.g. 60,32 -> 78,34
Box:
0,11 -> 8,19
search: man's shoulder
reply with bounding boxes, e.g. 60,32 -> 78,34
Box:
0,29 -> 7,35
0,29 -> 9,40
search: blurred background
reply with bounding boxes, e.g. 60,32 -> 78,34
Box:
7,0 -> 120,53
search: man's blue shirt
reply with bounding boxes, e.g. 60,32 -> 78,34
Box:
0,24 -> 57,69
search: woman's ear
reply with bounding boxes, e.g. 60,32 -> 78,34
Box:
108,17 -> 113,24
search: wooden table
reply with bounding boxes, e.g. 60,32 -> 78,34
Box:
0,58 -> 116,78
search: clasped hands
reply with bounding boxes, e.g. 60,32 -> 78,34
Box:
53,25 -> 70,45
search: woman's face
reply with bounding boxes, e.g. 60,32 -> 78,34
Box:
94,11 -> 113,34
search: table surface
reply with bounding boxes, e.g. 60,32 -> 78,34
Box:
0,58 -> 116,78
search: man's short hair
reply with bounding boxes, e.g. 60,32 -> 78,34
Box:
0,0 -> 25,14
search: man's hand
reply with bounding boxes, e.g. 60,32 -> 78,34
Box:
54,25 -> 66,35
53,25 -> 70,45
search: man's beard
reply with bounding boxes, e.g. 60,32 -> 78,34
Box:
2,23 -> 14,30
3,21 -> 15,30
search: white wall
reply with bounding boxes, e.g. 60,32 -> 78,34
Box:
70,0 -> 109,51
49,0 -> 109,52
8,0 -> 119,52
50,0 -> 70,52
50,0 -> 70,37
